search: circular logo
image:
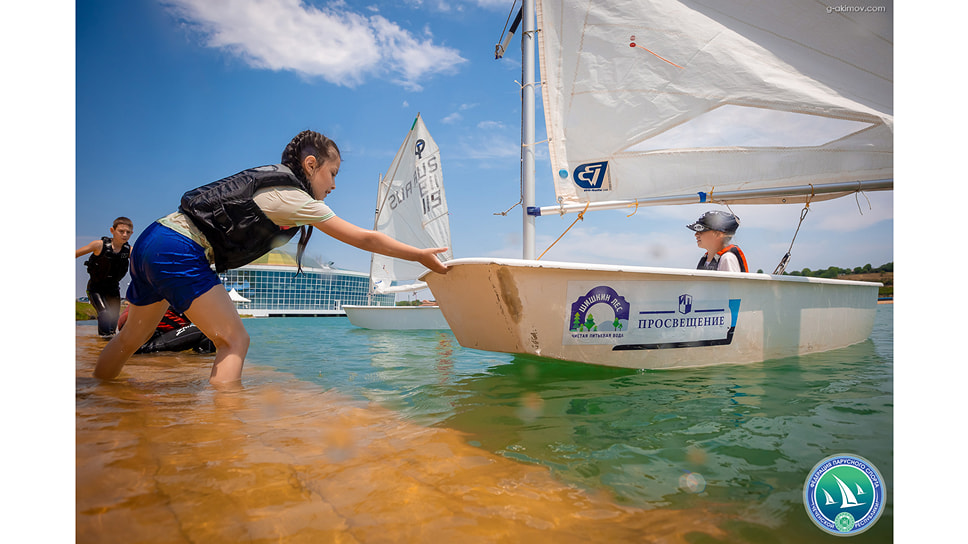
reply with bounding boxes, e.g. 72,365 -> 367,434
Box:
803,454 -> 885,536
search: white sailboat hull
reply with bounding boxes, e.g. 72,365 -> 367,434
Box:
423,259 -> 879,370
343,305 -> 450,330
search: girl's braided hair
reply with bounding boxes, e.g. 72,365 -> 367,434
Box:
279,130 -> 340,275
280,130 -> 341,185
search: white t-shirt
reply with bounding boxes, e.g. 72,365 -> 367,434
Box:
158,186 -> 335,263
717,251 -> 742,272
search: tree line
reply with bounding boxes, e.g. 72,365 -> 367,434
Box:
754,262 -> 893,297
771,262 -> 893,279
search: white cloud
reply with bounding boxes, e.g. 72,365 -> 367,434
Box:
441,104 -> 481,125
165,0 -> 466,90
402,0 -> 508,11
477,120 -> 504,130
470,0 -> 510,9
455,127 -> 519,160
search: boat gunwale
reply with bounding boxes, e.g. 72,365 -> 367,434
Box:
422,257 -> 883,287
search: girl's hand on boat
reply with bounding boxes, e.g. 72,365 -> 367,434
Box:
420,247 -> 450,274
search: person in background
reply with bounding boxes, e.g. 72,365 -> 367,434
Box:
686,211 -> 748,272
94,130 -> 449,385
76,217 -> 134,337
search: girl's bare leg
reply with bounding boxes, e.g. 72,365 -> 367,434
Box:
93,300 -> 170,380
183,285 -> 250,383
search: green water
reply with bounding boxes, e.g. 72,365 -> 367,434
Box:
237,304 -> 893,542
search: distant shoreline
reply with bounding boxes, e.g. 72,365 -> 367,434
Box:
76,272 -> 895,320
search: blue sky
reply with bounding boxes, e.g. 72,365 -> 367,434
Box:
68,0 -> 895,298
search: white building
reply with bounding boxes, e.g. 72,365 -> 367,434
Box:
218,249 -> 393,317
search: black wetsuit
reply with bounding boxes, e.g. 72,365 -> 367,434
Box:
85,237 -> 130,336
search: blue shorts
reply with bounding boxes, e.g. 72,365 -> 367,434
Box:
126,221 -> 222,314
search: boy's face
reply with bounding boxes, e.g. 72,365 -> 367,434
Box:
695,229 -> 725,253
111,224 -> 133,243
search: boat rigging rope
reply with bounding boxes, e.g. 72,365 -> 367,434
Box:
537,202 -> 589,260
773,185 -> 814,275
494,199 -> 521,216
855,181 -> 872,214
497,0 -> 520,46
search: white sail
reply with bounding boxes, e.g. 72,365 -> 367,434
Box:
369,114 -> 453,294
536,0 -> 892,206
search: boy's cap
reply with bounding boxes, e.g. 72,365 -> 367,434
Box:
687,211 -> 740,234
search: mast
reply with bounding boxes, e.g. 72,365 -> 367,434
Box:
366,172 -> 383,305
521,0 -> 536,259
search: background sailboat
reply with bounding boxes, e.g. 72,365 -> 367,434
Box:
344,114 -> 453,330
423,0 -> 891,369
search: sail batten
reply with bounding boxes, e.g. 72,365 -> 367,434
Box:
536,0 -> 893,205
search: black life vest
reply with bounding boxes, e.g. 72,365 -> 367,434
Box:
696,244 -> 748,272
178,164 -> 314,272
85,237 -> 131,284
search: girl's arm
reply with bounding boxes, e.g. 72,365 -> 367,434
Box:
312,216 -> 450,274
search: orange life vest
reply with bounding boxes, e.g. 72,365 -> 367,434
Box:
697,244 -> 748,272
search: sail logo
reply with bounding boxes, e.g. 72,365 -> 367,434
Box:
568,286 -> 630,336
572,161 -> 610,191
803,454 -> 885,536
414,139 -> 425,159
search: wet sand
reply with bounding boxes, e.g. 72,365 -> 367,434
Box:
75,325 -> 735,543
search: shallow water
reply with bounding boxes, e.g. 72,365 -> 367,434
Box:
76,305 -> 892,542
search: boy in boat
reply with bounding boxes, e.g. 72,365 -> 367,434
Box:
76,217 -> 134,337
93,130 -> 449,385
687,211 -> 749,272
